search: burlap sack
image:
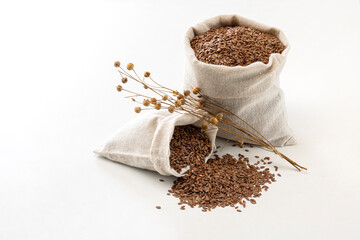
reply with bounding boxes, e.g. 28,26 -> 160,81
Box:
183,14 -> 295,147
94,110 -> 217,177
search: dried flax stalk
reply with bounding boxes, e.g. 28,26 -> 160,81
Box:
113,61 -> 307,171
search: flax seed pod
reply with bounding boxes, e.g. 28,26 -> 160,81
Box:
127,63 -> 134,70
143,99 -> 150,107
150,98 -> 157,104
201,122 -> 209,130
192,87 -> 200,94
168,105 -> 175,113
183,90 -> 190,97
175,100 -> 182,107
114,61 -> 120,67
215,113 -> 223,121
210,117 -> 218,125
134,107 -> 141,113
154,103 -> 161,110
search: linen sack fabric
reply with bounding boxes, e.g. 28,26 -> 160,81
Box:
94,110 -> 217,177
183,14 -> 296,147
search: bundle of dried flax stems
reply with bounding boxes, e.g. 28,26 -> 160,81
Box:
114,61 -> 306,171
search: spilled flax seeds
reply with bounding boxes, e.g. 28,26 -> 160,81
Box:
190,26 -> 286,66
167,125 -> 278,212
169,154 -> 276,212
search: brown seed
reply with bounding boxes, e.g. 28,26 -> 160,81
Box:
277,174 -> 281,177
155,206 -> 161,209
159,179 -> 164,182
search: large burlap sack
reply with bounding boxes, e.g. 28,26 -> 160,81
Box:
183,14 -> 295,147
94,110 -> 217,177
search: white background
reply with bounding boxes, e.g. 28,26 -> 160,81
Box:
1,0 -> 359,239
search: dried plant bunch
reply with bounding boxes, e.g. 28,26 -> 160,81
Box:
113,61 -> 307,171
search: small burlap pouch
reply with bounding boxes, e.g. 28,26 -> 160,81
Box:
183,14 -> 295,146
94,110 -> 217,177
